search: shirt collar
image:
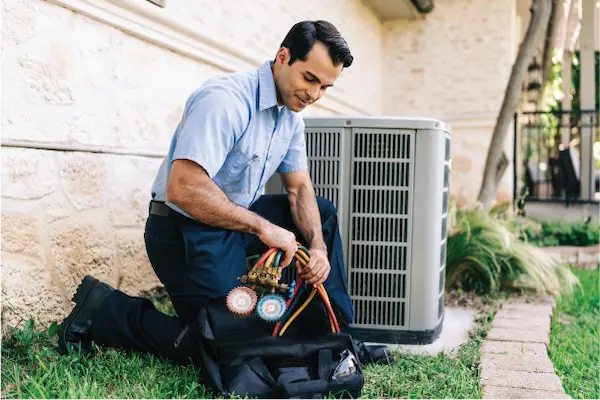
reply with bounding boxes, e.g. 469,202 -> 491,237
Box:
258,61 -> 280,111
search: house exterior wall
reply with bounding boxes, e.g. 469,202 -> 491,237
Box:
1,0 -> 520,328
1,0 -> 383,329
382,0 -> 517,206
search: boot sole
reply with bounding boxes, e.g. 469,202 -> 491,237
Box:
58,275 -> 99,355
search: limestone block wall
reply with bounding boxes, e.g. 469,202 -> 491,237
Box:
2,149 -> 163,331
383,0 -> 517,205
1,0 -> 383,329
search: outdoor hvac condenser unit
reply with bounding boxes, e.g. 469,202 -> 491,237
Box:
265,116 -> 451,344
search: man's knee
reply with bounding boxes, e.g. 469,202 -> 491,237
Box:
316,196 -> 337,218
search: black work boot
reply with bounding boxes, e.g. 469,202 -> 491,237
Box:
58,275 -> 114,355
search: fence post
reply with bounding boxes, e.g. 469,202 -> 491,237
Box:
579,0 -> 596,201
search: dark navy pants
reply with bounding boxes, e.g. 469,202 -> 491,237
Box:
91,195 -> 353,365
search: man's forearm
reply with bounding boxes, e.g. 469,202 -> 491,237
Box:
167,171 -> 266,235
288,183 -> 327,252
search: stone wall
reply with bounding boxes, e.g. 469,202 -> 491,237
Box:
382,0 -> 517,205
1,0 -> 383,329
1,148 -> 164,330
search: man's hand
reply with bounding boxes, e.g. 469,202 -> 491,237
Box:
300,248 -> 330,286
258,223 -> 298,267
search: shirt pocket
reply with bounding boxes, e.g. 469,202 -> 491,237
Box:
270,136 -> 292,174
223,151 -> 259,194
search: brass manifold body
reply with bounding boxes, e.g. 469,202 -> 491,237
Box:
238,264 -> 290,294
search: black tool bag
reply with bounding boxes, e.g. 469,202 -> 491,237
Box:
192,302 -> 370,399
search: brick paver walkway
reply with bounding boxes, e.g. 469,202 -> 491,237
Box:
480,300 -> 571,399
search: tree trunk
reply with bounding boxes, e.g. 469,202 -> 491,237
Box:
477,0 -> 552,208
540,0 -> 562,94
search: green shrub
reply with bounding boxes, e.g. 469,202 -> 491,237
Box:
446,207 -> 578,296
521,219 -> 600,247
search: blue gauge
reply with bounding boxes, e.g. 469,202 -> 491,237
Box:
256,294 -> 287,322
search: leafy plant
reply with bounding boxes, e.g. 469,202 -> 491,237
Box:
520,218 -> 600,247
446,207 -> 578,296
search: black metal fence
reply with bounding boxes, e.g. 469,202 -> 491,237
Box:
514,110 -> 599,204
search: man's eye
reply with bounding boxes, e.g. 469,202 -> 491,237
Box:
304,76 -> 315,82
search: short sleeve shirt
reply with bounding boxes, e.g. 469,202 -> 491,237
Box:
151,61 -> 308,217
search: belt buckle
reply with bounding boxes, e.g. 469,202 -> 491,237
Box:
150,201 -> 169,217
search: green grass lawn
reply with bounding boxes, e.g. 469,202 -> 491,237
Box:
1,296 -> 495,399
549,267 -> 600,400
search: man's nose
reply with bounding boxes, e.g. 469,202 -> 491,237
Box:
306,87 -> 319,101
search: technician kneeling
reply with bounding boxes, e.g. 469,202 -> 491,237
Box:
59,20 -> 355,367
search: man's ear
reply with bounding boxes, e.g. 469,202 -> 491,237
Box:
275,47 -> 291,66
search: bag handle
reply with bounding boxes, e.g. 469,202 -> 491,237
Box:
245,357 -> 287,397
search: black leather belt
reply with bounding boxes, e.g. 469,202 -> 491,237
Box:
149,200 -> 175,217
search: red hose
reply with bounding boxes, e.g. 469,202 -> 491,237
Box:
254,247 -> 277,268
317,286 -> 340,333
261,248 -> 340,335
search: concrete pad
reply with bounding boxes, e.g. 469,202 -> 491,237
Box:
492,316 -> 550,330
487,327 -> 549,346
480,369 -> 564,392
481,340 -> 548,356
483,385 -> 571,399
369,307 -> 475,356
480,353 -> 555,373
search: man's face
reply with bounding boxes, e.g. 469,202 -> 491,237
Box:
273,42 -> 343,112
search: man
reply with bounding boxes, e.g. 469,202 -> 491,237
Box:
59,20 -> 354,364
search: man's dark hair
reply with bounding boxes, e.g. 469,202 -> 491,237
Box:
279,21 -> 353,68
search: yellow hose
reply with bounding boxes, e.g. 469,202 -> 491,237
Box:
264,251 -> 277,269
296,249 -> 310,263
282,250 -> 336,333
279,287 -> 317,336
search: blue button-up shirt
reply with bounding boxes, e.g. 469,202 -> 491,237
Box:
151,61 -> 308,217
